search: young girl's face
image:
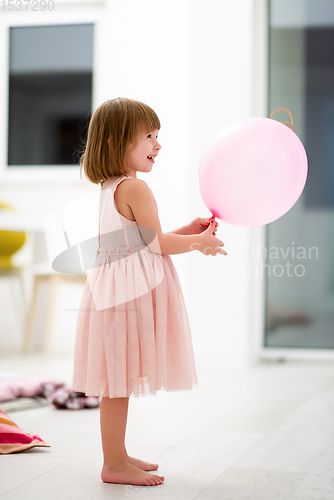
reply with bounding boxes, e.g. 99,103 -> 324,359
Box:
125,129 -> 161,177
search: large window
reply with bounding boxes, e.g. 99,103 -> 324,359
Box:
265,0 -> 334,349
8,24 -> 93,166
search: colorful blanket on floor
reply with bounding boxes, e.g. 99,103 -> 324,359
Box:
0,378 -> 100,409
0,378 -> 101,454
0,408 -> 50,454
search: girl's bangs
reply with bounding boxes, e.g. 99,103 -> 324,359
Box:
135,105 -> 160,135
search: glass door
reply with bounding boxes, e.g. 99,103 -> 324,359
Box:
265,0 -> 334,349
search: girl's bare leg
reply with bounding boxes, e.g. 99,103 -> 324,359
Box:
100,395 -> 165,486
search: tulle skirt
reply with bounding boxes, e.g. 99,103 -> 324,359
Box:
71,245 -> 198,398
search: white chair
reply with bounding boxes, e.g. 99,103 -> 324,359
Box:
23,263 -> 87,357
0,265 -> 27,337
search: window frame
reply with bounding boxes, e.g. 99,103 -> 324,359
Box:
0,3 -> 103,185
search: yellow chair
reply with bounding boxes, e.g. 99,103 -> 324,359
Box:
0,202 -> 28,335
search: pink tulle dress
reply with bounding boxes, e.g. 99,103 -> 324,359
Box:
71,175 -> 198,398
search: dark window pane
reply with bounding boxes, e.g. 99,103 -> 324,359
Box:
304,28 -> 334,207
8,24 -> 93,166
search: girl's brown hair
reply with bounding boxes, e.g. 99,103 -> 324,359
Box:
79,97 -> 161,185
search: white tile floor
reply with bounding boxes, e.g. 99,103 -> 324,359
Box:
1,353 -> 334,499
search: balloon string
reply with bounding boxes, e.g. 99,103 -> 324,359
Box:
205,214 -> 216,225
270,107 -> 294,131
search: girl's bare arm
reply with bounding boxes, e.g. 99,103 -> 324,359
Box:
124,179 -> 201,255
166,225 -> 190,236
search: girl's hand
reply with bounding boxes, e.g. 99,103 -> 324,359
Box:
187,217 -> 218,236
198,220 -> 227,256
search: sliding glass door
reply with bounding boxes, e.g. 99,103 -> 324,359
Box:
265,0 -> 334,350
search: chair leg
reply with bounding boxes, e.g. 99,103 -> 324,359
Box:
23,275 -> 42,354
8,276 -> 21,336
44,275 -> 60,357
17,272 -> 27,333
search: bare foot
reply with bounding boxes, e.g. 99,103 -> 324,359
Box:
126,454 -> 159,471
101,461 -> 165,486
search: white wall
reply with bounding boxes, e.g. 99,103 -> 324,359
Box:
0,0 -> 263,368
187,0 -> 257,367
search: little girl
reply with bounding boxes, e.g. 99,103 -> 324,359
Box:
71,97 -> 227,487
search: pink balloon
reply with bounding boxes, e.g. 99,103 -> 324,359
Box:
198,117 -> 308,227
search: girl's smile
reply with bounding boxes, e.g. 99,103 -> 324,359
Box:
147,155 -> 157,163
